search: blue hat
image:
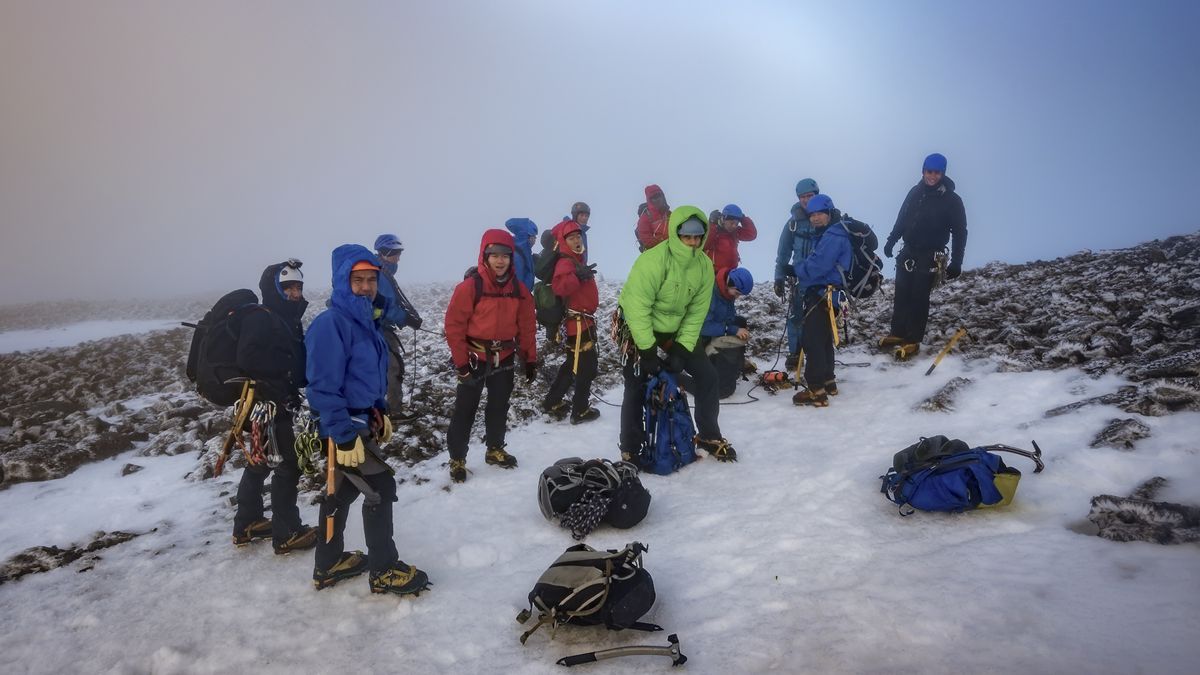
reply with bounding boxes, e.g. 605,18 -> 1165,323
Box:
374,233 -> 403,252
806,194 -> 834,213
795,178 -> 819,197
721,204 -> 744,219
727,268 -> 754,295
923,153 -> 947,172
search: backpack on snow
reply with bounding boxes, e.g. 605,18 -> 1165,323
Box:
880,435 -> 1046,515
638,371 -> 698,476
517,541 -> 660,644
538,458 -> 651,539
837,215 -> 884,300
185,289 -> 270,407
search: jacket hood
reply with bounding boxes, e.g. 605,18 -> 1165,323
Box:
715,266 -> 736,301
644,184 -> 668,220
504,217 -> 538,243
554,219 -> 586,262
476,228 -> 520,291
330,244 -> 385,326
258,262 -> 308,325
666,205 -> 709,258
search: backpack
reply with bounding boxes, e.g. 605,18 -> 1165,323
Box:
538,458 -> 651,539
880,436 -> 1046,515
638,371 -> 698,475
185,289 -> 267,407
466,267 -> 523,307
837,215 -> 884,299
531,241 -> 584,331
517,542 -> 660,644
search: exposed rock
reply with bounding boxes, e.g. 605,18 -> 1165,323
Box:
1088,478 -> 1200,545
1089,418 -> 1152,450
1044,386 -> 1139,417
0,530 -> 145,584
121,463 -> 144,476
914,377 -> 974,412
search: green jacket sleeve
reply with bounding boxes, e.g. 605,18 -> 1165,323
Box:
619,249 -> 663,351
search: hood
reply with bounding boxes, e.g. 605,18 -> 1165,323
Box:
554,219 -> 586,263
258,262 -> 308,325
644,184 -> 668,219
330,244 -> 385,326
504,217 -> 538,247
715,266 -> 736,301
666,205 -> 709,258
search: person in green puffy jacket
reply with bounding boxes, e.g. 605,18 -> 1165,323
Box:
617,205 -> 738,462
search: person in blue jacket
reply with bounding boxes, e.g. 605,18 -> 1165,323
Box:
791,194 -> 852,407
774,178 -> 821,371
504,218 -> 538,294
305,243 -> 430,597
373,234 -> 423,422
700,267 -> 754,399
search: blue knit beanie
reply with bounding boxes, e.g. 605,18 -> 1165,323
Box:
728,268 -> 754,295
923,153 -> 948,172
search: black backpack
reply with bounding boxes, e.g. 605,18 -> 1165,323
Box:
538,458 -> 651,539
531,240 -> 584,331
185,289 -> 269,406
837,215 -> 884,299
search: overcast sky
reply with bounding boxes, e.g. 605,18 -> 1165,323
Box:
1,0 -> 1197,304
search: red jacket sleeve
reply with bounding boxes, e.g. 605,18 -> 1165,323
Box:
443,280 -> 475,369
737,215 -> 757,242
636,212 -> 656,249
552,256 -> 581,298
517,285 -> 538,363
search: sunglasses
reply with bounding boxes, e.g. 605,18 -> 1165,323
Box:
380,248 -> 404,257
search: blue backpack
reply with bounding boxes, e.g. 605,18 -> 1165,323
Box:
880,436 -> 1045,515
638,372 -> 697,475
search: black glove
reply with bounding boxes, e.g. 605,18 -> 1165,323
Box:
883,241 -> 895,258
575,263 -> 597,281
946,262 -> 962,280
524,360 -> 539,383
773,279 -> 785,299
409,315 -> 423,330
666,343 -> 690,373
638,348 -> 661,375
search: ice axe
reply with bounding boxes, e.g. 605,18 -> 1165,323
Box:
924,327 -> 968,376
213,378 -> 256,477
556,633 -> 687,668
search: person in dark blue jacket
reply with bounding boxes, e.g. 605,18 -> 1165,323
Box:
701,267 -> 754,399
373,234 -> 423,422
306,243 -> 430,597
774,178 -> 821,370
504,218 -> 539,294
791,194 -> 852,407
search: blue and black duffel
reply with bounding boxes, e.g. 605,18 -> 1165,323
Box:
880,436 -> 1045,515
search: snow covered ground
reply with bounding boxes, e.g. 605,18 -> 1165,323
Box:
0,320 -> 183,354
2,346 -> 1198,674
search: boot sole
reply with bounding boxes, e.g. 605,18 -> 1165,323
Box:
313,569 -> 368,590
370,581 -> 432,597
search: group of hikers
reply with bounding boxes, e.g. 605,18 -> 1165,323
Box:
210,152 -> 967,597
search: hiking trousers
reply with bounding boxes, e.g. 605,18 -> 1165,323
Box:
802,290 -> 838,390
314,442 -> 399,574
784,284 -> 805,355
234,407 -> 303,548
446,357 -> 516,460
383,328 -> 407,410
620,345 -> 720,453
890,248 -> 939,343
545,328 -> 598,417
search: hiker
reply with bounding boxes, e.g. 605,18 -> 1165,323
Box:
504,217 -> 539,294
373,234 -> 424,423
704,204 -> 757,270
618,206 -> 738,461
880,153 -> 968,358
443,229 -> 538,483
231,260 -> 317,555
774,178 -> 821,372
790,194 -> 852,407
541,219 -> 601,424
635,184 -> 671,251
700,267 -> 754,399
306,244 -> 430,596
553,201 -> 592,249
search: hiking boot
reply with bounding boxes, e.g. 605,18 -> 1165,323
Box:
741,358 -> 758,375
274,525 -> 318,555
792,388 -> 829,407
232,518 -> 272,547
449,458 -> 467,484
485,446 -> 518,469
542,399 -> 570,421
695,436 -> 738,462
620,450 -> 636,463
824,380 -> 839,396
369,562 -> 431,596
313,550 -> 369,590
570,407 -> 601,425
784,353 -> 800,371
894,343 -> 921,361
879,335 -> 905,349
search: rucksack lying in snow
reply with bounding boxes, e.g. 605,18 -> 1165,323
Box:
538,458 -> 651,539
517,541 -> 660,644
637,371 -> 697,476
880,435 -> 1045,515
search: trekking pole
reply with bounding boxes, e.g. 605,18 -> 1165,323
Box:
324,438 -> 336,543
557,633 -> 687,667
213,379 -> 256,477
924,327 -> 968,376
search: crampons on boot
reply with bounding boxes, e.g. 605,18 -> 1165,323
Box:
232,518 -> 272,547
542,400 -> 570,421
313,550 -> 368,590
570,407 -> 601,425
879,335 -> 905,349
894,343 -> 921,361
792,388 -> 829,407
274,525 -> 318,555
449,458 -> 467,483
695,436 -> 738,462
369,562 -> 431,596
485,446 -> 518,469
824,380 -> 839,396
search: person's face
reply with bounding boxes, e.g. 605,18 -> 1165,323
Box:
528,235 -> 537,247
809,211 -> 831,227
565,231 -> 584,254
922,169 -> 944,187
281,281 -> 304,301
798,192 -> 816,210
378,248 -> 402,264
679,233 -> 703,249
721,215 -> 739,232
650,193 -> 667,212
727,286 -> 742,298
349,270 -> 378,299
576,211 -> 590,226
487,251 -> 512,276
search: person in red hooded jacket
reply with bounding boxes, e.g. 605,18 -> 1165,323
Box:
541,219 -> 601,424
635,184 -> 671,251
704,203 -> 757,269
443,229 -> 538,483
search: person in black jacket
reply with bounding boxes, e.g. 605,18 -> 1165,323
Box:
231,260 -> 317,555
880,153 -> 968,358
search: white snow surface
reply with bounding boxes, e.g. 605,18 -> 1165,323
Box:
0,320 -> 182,354
2,350 -> 1199,674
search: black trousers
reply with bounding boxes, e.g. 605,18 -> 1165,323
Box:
545,328 -> 598,416
234,408 -> 302,547
802,290 -> 838,389
890,248 -> 939,343
314,458 -> 399,574
446,358 -> 515,460
620,344 -> 720,453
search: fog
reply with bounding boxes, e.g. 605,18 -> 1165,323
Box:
2,0 -> 1197,305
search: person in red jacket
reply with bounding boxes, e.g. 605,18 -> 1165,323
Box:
635,184 -> 671,251
541,219 -> 601,424
443,229 -> 538,483
704,203 -> 757,269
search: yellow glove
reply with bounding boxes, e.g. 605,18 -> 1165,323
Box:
377,415 -> 393,444
335,437 -> 366,468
